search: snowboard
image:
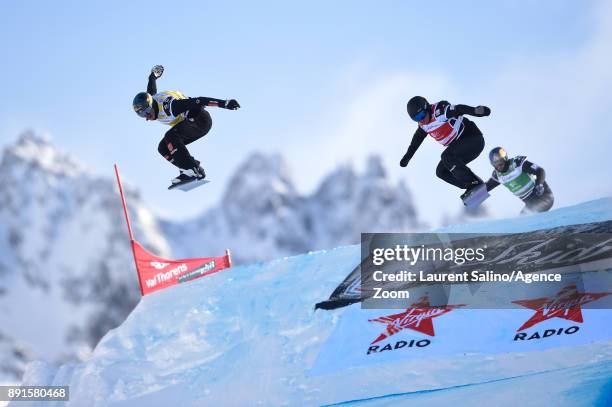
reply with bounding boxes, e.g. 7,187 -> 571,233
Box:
168,178 -> 211,192
461,184 -> 490,208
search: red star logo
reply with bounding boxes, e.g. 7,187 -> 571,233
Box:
368,296 -> 464,344
512,284 -> 611,332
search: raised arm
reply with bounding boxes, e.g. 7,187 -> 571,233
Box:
147,73 -> 157,95
147,65 -> 164,95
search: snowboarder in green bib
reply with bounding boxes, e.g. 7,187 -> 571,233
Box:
485,147 -> 554,214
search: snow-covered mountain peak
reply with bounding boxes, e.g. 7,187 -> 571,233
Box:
0,133 -> 171,383
7,130 -> 87,178
227,152 -> 294,194
222,152 -> 298,218
167,152 -> 424,264
314,163 -> 357,203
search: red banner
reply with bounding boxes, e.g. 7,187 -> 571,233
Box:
132,240 -> 232,295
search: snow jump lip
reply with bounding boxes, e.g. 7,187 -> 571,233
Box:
21,198 -> 612,406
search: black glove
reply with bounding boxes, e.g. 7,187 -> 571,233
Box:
151,65 -> 164,79
400,155 -> 410,167
474,106 -> 491,117
223,99 -> 240,110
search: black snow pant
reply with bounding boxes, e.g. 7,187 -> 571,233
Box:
521,183 -> 554,214
436,121 -> 485,190
157,108 -> 212,170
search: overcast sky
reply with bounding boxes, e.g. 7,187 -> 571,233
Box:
1,0 -> 611,226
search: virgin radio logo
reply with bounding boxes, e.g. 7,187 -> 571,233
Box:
511,284 -> 611,341
366,296 -> 464,355
150,261 -> 170,270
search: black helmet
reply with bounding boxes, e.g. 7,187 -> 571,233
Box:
489,147 -> 509,171
407,96 -> 429,122
133,92 -> 153,117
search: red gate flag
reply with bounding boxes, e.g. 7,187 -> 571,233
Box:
114,164 -> 232,296
133,240 -> 231,295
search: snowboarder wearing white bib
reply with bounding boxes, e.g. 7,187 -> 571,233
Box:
132,65 -> 240,186
485,147 -> 554,214
401,96 -> 491,202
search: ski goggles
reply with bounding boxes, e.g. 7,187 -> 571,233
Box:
491,156 -> 507,169
412,109 -> 427,122
491,155 -> 505,164
135,105 -> 153,118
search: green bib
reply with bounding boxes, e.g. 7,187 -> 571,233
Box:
494,158 -> 535,199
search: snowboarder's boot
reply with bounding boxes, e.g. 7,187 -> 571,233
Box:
461,179 -> 484,200
171,164 -> 206,185
194,165 -> 206,179
171,168 -> 200,185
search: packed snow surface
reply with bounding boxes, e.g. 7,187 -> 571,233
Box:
21,198 -> 612,406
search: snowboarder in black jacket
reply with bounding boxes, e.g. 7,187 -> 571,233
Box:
401,96 -> 490,200
132,65 -> 240,185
